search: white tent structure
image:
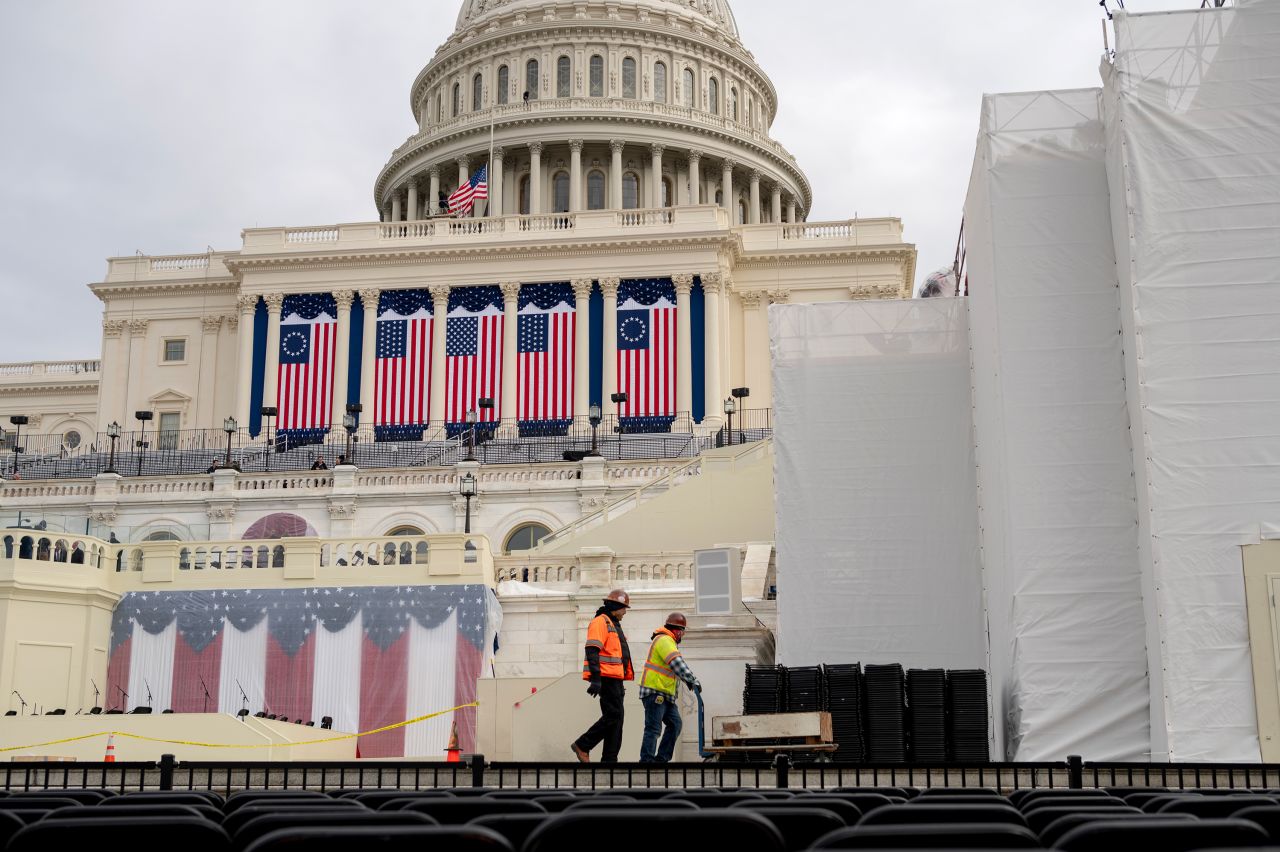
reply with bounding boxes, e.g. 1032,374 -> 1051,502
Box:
774,0 -> 1280,762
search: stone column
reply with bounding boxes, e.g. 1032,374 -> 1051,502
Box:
235,295 -> 258,424
600,277 -> 621,409
651,144 -> 665,208
331,290 -> 355,427
499,282 -> 521,437
610,140 -> 624,210
126,320 -> 149,420
357,289 -> 379,434
673,273 -> 694,427
407,181 -> 419,222
688,149 -> 702,205
491,148 -> 505,217
741,291 -> 769,409
569,140 -> 583,212
771,185 -> 782,224
572,279 -> 593,419
787,199 -> 797,224
390,192 -> 402,223
721,160 -> 735,214
99,321 -> 127,427
702,273 -> 724,427
197,315 -> 222,427
261,293 -> 285,411
749,171 -> 761,225
457,156 -> 471,217
429,285 -> 451,437
429,168 -> 441,217
528,142 -> 543,215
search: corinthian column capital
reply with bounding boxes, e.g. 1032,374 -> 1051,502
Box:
599,277 -> 621,298
332,290 -> 356,311
571,279 -> 595,301
500,282 -> 522,302
358,288 -> 381,310
262,293 -> 285,313
672,273 -> 695,295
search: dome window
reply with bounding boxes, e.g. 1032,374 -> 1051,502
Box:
589,55 -> 604,98
553,172 -> 570,213
731,87 -> 739,122
518,174 -> 532,215
622,58 -> 637,100
472,73 -> 484,111
683,69 -> 695,109
452,82 -> 461,117
622,173 -> 640,210
654,62 -> 668,104
525,59 -> 539,101
587,171 -> 606,210
497,65 -> 509,105
709,77 -> 720,114
557,56 -> 571,98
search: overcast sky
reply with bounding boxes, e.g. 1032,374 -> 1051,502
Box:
0,0 -> 1194,361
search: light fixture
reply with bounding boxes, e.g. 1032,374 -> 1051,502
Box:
104,422 -> 122,475
459,471 -> 478,533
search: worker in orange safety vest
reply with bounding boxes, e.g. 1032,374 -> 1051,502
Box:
570,589 -> 634,763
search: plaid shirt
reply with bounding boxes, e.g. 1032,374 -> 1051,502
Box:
639,651 -> 698,700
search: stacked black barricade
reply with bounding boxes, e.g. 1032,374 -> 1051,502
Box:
863,663 -> 907,762
784,666 -> 825,712
742,664 -> 785,715
823,663 -> 867,762
906,669 -> 947,763
947,669 -> 990,762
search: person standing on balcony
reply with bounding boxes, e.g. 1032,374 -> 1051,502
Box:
638,612 -> 700,763
571,589 -> 634,763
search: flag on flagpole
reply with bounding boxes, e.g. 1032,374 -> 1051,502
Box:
448,165 -> 489,217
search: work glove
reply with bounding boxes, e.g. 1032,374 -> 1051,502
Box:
586,679 -> 602,698
692,680 -> 702,694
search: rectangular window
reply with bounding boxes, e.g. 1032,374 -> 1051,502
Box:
158,412 -> 180,450
163,339 -> 186,362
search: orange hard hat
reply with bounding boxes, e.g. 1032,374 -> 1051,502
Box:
665,612 -> 688,630
604,589 -> 631,607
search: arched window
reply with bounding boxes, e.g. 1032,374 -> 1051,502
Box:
452,82 -> 461,117
472,73 -> 483,111
518,174 -> 532,215
587,170 -> 606,210
715,189 -> 723,206
525,59 -> 539,101
622,172 -> 640,210
497,65 -> 509,104
738,199 -> 748,224
622,57 -> 637,99
662,177 -> 674,208
552,171 -> 570,213
505,523 -> 552,554
589,55 -> 604,97
387,525 -> 425,537
709,77 -> 719,114
683,68 -> 695,108
730,87 -> 739,121
144,530 -> 181,542
436,93 -> 443,123
557,56 -> 571,98
654,61 -> 668,103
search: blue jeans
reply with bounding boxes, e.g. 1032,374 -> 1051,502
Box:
639,692 -> 682,763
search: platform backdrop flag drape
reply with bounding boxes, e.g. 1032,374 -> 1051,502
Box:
106,585 -> 498,757
518,282 -> 576,425
446,286 -> 504,426
277,294 -> 338,435
617,278 -> 677,421
376,290 -> 435,433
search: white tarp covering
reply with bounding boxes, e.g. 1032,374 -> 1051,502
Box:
773,300 -> 987,685
965,89 -> 1150,761
1102,1 -> 1280,761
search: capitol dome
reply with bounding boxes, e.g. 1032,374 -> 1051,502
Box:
373,0 -> 810,225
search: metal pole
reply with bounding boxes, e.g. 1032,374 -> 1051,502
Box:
11,423 -> 20,476
107,435 -> 117,473
591,422 -> 599,456
136,422 -> 146,477
464,494 -> 472,534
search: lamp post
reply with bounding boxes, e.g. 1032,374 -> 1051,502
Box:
731,387 -> 751,445
465,408 -> 479,462
260,406 -> 278,471
105,422 -> 122,474
459,471 -> 478,534
342,413 -> 357,464
723,397 -> 737,446
344,403 -> 362,466
8,415 -> 28,477
610,392 -> 628,439
221,417 -> 239,471
134,411 -> 153,476
588,403 -> 603,457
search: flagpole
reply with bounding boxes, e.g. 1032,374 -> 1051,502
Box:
487,102 -> 496,218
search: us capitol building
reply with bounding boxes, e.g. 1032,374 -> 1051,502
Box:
0,0 -> 915,760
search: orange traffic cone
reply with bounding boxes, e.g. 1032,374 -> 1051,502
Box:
445,721 -> 461,763
103,733 -> 116,763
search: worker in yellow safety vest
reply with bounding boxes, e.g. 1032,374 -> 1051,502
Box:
638,612 -> 701,763
570,589 -> 634,764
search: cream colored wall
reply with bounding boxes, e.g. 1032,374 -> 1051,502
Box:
541,442 -> 774,556
1244,541 -> 1280,760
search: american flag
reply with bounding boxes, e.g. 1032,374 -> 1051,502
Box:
446,286 -> 504,425
106,584 -> 498,758
448,165 -> 489,217
277,294 -> 337,433
617,279 -> 677,419
518,283 -> 576,423
375,290 -> 435,427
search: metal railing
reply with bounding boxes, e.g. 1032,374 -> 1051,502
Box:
1,412 -> 774,481
5,754 -> 1280,793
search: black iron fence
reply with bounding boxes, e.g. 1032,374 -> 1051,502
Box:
1,411 -> 774,481
4,755 -> 1280,793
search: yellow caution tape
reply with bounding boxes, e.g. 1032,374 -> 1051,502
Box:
0,702 -> 478,752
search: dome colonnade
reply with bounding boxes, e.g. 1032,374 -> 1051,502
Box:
374,0 -> 809,226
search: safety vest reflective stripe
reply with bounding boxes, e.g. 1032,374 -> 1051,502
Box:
662,651 -> 681,665
599,655 -> 624,664
644,662 -> 674,676
585,639 -> 605,649
640,630 -> 681,696
582,614 -> 634,681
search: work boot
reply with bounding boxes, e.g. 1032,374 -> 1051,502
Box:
570,743 -> 590,763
